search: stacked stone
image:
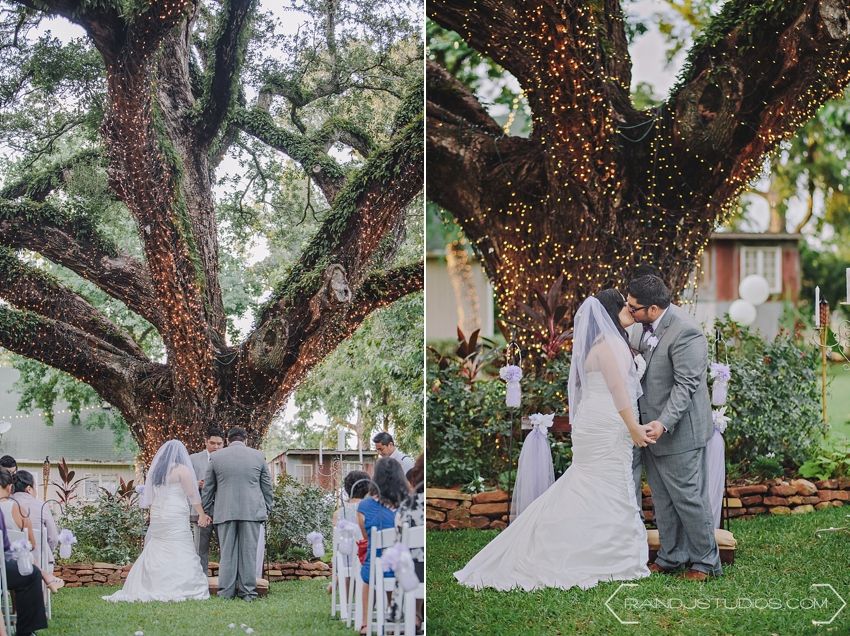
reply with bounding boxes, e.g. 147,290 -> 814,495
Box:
55,560 -> 331,586
209,560 -> 331,581
641,477 -> 848,521
426,477 -> 850,532
55,562 -> 131,587
426,487 -> 511,530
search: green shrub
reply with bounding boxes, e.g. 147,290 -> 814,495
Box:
59,492 -> 147,565
798,441 -> 850,481
716,318 -> 825,469
427,352 -> 570,488
750,455 -> 784,480
265,475 -> 335,562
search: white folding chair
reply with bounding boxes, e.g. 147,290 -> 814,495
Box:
31,528 -> 52,619
401,525 -> 424,636
367,526 -> 397,636
0,554 -> 14,636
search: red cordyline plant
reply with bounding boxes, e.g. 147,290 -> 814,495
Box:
517,274 -> 573,360
51,457 -> 86,505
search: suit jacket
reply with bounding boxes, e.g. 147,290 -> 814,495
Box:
201,442 -> 274,524
189,451 -> 209,521
630,305 -> 713,456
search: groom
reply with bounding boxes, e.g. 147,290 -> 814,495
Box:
201,426 -> 274,600
627,274 -> 721,581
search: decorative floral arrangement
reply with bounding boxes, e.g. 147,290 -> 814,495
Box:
381,542 -> 420,592
646,334 -> 659,350
335,520 -> 359,556
58,528 -> 78,559
499,364 -> 523,408
709,362 -> 731,406
528,412 -> 554,433
10,538 -> 33,575
712,406 -> 730,434
306,531 -> 325,558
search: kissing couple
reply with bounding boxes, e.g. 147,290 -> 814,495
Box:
455,274 -> 722,591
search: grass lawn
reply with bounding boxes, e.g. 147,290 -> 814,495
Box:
827,364 -> 850,442
40,580 -> 349,636
426,506 -> 850,635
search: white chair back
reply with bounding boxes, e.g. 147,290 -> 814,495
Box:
0,550 -> 13,636
401,525 -> 424,550
367,526 -> 398,636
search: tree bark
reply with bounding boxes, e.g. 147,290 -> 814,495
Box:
428,0 -> 850,351
0,1 -> 423,463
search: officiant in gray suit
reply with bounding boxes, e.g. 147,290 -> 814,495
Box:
627,274 -> 721,581
201,426 -> 274,600
190,429 -> 224,575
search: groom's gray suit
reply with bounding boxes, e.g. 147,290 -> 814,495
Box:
201,441 -> 274,599
190,450 -> 215,575
630,305 -> 721,576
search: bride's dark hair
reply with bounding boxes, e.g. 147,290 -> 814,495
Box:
594,288 -> 630,347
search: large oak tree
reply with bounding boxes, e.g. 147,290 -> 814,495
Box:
0,0 -> 422,460
428,0 -> 850,350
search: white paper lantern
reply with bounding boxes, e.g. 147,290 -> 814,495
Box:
738,275 -> 770,306
728,299 -> 757,326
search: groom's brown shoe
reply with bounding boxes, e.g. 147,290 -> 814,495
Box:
680,569 -> 709,582
647,562 -> 675,574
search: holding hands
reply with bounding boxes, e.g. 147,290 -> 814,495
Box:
630,425 -> 656,448
197,512 -> 212,528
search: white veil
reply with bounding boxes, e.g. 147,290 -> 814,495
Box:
139,439 -> 200,509
568,296 -> 642,423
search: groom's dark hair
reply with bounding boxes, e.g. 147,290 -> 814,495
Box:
227,426 -> 248,442
628,275 -> 671,309
372,432 -> 394,446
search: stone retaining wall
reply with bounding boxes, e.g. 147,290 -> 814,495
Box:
426,477 -> 850,530
55,560 -> 331,587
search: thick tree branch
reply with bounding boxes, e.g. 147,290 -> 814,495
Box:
0,148 -> 101,201
0,199 -> 163,329
0,246 -> 147,359
651,0 -> 850,213
232,106 -> 346,202
0,306 -> 149,414
195,0 -> 257,147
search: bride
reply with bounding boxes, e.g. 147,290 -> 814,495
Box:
104,440 -> 212,602
455,289 -> 655,591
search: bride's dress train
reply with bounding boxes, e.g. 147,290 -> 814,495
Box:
455,372 -> 650,591
103,481 -> 210,603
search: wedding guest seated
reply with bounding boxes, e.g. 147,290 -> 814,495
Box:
0,470 -> 63,592
0,471 -> 49,636
333,470 -> 370,527
12,471 -> 60,577
388,454 -> 425,630
357,458 -> 408,635
372,432 -> 414,472
0,456 -> 16,474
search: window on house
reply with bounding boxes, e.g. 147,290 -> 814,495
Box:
342,462 -> 361,475
294,463 -> 313,484
740,246 -> 782,294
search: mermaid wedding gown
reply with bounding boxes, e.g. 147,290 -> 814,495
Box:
455,356 -> 650,591
103,479 -> 210,603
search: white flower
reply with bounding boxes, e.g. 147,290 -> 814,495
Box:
712,406 -> 729,434
646,335 -> 659,350
529,413 -> 554,432
633,354 -> 647,380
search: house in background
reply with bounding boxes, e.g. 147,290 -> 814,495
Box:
0,366 -> 139,504
426,248 -> 495,341
690,233 -> 802,339
267,448 -> 377,491
426,233 -> 803,341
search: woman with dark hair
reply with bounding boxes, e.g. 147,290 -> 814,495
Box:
333,469 -> 370,527
0,469 -> 48,635
455,290 -> 655,592
356,457 -> 408,634
11,470 -> 61,586
388,453 -> 424,629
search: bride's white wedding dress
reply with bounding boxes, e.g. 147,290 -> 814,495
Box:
103,479 -> 210,603
455,351 -> 650,591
